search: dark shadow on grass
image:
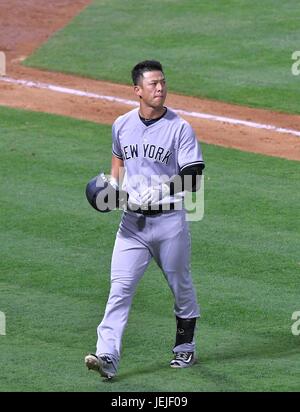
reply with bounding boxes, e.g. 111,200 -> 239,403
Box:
114,362 -> 169,382
103,359 -> 240,391
92,332 -> 299,390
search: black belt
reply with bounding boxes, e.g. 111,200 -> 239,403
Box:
127,203 -> 176,216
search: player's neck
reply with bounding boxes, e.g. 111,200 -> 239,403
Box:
139,105 -> 166,121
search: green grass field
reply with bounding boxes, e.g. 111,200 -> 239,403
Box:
0,106 -> 299,392
24,0 -> 300,114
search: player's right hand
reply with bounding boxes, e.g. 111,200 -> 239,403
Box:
140,183 -> 169,206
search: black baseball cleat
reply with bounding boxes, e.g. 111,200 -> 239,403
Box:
170,351 -> 196,368
85,353 -> 117,379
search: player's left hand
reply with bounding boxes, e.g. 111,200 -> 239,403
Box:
140,183 -> 169,205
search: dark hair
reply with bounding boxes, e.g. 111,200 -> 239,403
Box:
131,60 -> 164,85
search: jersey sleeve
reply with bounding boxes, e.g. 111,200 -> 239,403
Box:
178,122 -> 204,172
112,122 -> 123,160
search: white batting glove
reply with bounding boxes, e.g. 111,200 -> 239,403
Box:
140,183 -> 169,205
98,173 -> 119,190
109,176 -> 119,190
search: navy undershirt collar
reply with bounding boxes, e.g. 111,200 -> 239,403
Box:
139,107 -> 167,126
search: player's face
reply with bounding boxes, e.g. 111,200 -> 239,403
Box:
135,70 -> 167,109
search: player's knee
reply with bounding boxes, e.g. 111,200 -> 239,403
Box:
111,279 -> 135,298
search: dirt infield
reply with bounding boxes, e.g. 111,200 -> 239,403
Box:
1,0 -> 300,161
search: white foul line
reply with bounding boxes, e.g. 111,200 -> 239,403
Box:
1,76 -> 300,138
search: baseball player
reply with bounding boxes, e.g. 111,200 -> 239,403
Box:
85,60 -> 205,379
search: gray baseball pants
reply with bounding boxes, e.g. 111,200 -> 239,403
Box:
96,208 -> 200,363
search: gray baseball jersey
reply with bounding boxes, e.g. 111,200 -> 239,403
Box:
95,107 -> 204,366
112,107 -> 204,206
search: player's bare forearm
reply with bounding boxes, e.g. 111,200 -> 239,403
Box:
110,155 -> 124,184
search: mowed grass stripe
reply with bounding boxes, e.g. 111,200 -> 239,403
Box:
24,0 -> 300,114
0,106 -> 299,391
